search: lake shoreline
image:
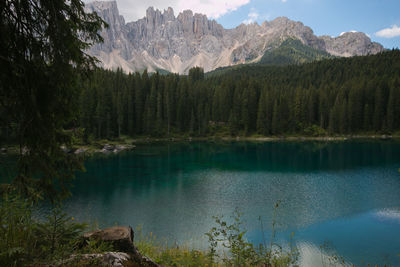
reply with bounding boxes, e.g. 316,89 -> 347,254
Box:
75,134 -> 398,155
85,135 -> 400,155
1,134 -> 397,156
129,134 -> 395,143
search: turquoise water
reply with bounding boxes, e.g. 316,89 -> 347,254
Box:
55,141 -> 400,265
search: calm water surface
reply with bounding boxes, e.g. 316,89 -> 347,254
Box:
65,141 -> 400,266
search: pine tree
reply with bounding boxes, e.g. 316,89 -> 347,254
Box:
386,87 -> 395,132
347,82 -> 363,132
189,109 -> 196,135
256,89 -> 268,134
272,100 -> 280,134
293,87 -> 303,130
247,80 -> 259,132
339,98 -> 348,134
0,0 -> 105,199
156,90 -> 163,135
127,74 -> 136,135
373,81 -> 388,131
363,104 -> 371,131
134,72 -> 144,133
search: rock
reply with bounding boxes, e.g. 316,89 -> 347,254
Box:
113,145 -> 126,153
0,147 -> 6,153
103,144 -> 115,151
84,1 -> 384,74
98,143 -> 135,154
74,148 -> 87,154
61,145 -> 73,154
101,144 -> 115,153
84,226 -> 135,253
82,226 -> 163,267
110,144 -> 135,153
64,252 -> 130,267
320,32 -> 383,57
21,147 -> 30,155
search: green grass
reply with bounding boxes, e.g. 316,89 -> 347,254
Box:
135,228 -> 211,267
136,207 -> 300,267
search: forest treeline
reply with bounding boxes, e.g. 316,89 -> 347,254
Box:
77,50 -> 400,140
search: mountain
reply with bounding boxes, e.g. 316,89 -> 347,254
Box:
259,38 -> 333,65
85,1 -> 384,74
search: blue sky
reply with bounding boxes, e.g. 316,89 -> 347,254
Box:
96,0 -> 400,49
216,0 -> 400,49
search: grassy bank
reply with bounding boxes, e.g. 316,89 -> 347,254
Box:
2,193 -> 397,267
0,195 -> 299,267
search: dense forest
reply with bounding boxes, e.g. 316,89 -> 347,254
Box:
1,50 -> 399,144
75,50 -> 400,140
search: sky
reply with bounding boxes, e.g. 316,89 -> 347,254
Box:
90,0 -> 400,49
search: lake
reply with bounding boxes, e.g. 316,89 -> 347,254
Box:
62,141 -> 400,266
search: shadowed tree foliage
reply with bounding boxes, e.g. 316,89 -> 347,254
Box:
0,0 -> 106,201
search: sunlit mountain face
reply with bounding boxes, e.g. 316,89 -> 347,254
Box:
84,1 -> 384,74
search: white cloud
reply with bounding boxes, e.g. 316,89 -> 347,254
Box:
178,0 -> 250,19
281,0 -> 287,2
242,8 -> 259,24
339,30 -> 357,36
85,0 -> 250,22
375,25 -> 400,38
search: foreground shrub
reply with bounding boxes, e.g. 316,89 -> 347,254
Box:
0,194 -> 110,266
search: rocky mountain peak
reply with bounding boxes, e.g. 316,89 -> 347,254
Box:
85,1 -> 385,74
163,7 -> 175,21
146,7 -> 164,30
86,0 -> 117,11
178,9 -> 194,20
271,16 -> 291,25
321,32 -> 383,57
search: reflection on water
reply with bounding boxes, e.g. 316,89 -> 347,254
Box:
297,241 -> 355,267
375,208 -> 400,222
22,141 -> 400,266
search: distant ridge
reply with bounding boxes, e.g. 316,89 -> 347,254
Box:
85,0 -> 384,74
259,38 -> 333,65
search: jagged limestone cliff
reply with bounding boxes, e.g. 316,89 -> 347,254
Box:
85,1 -> 384,74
